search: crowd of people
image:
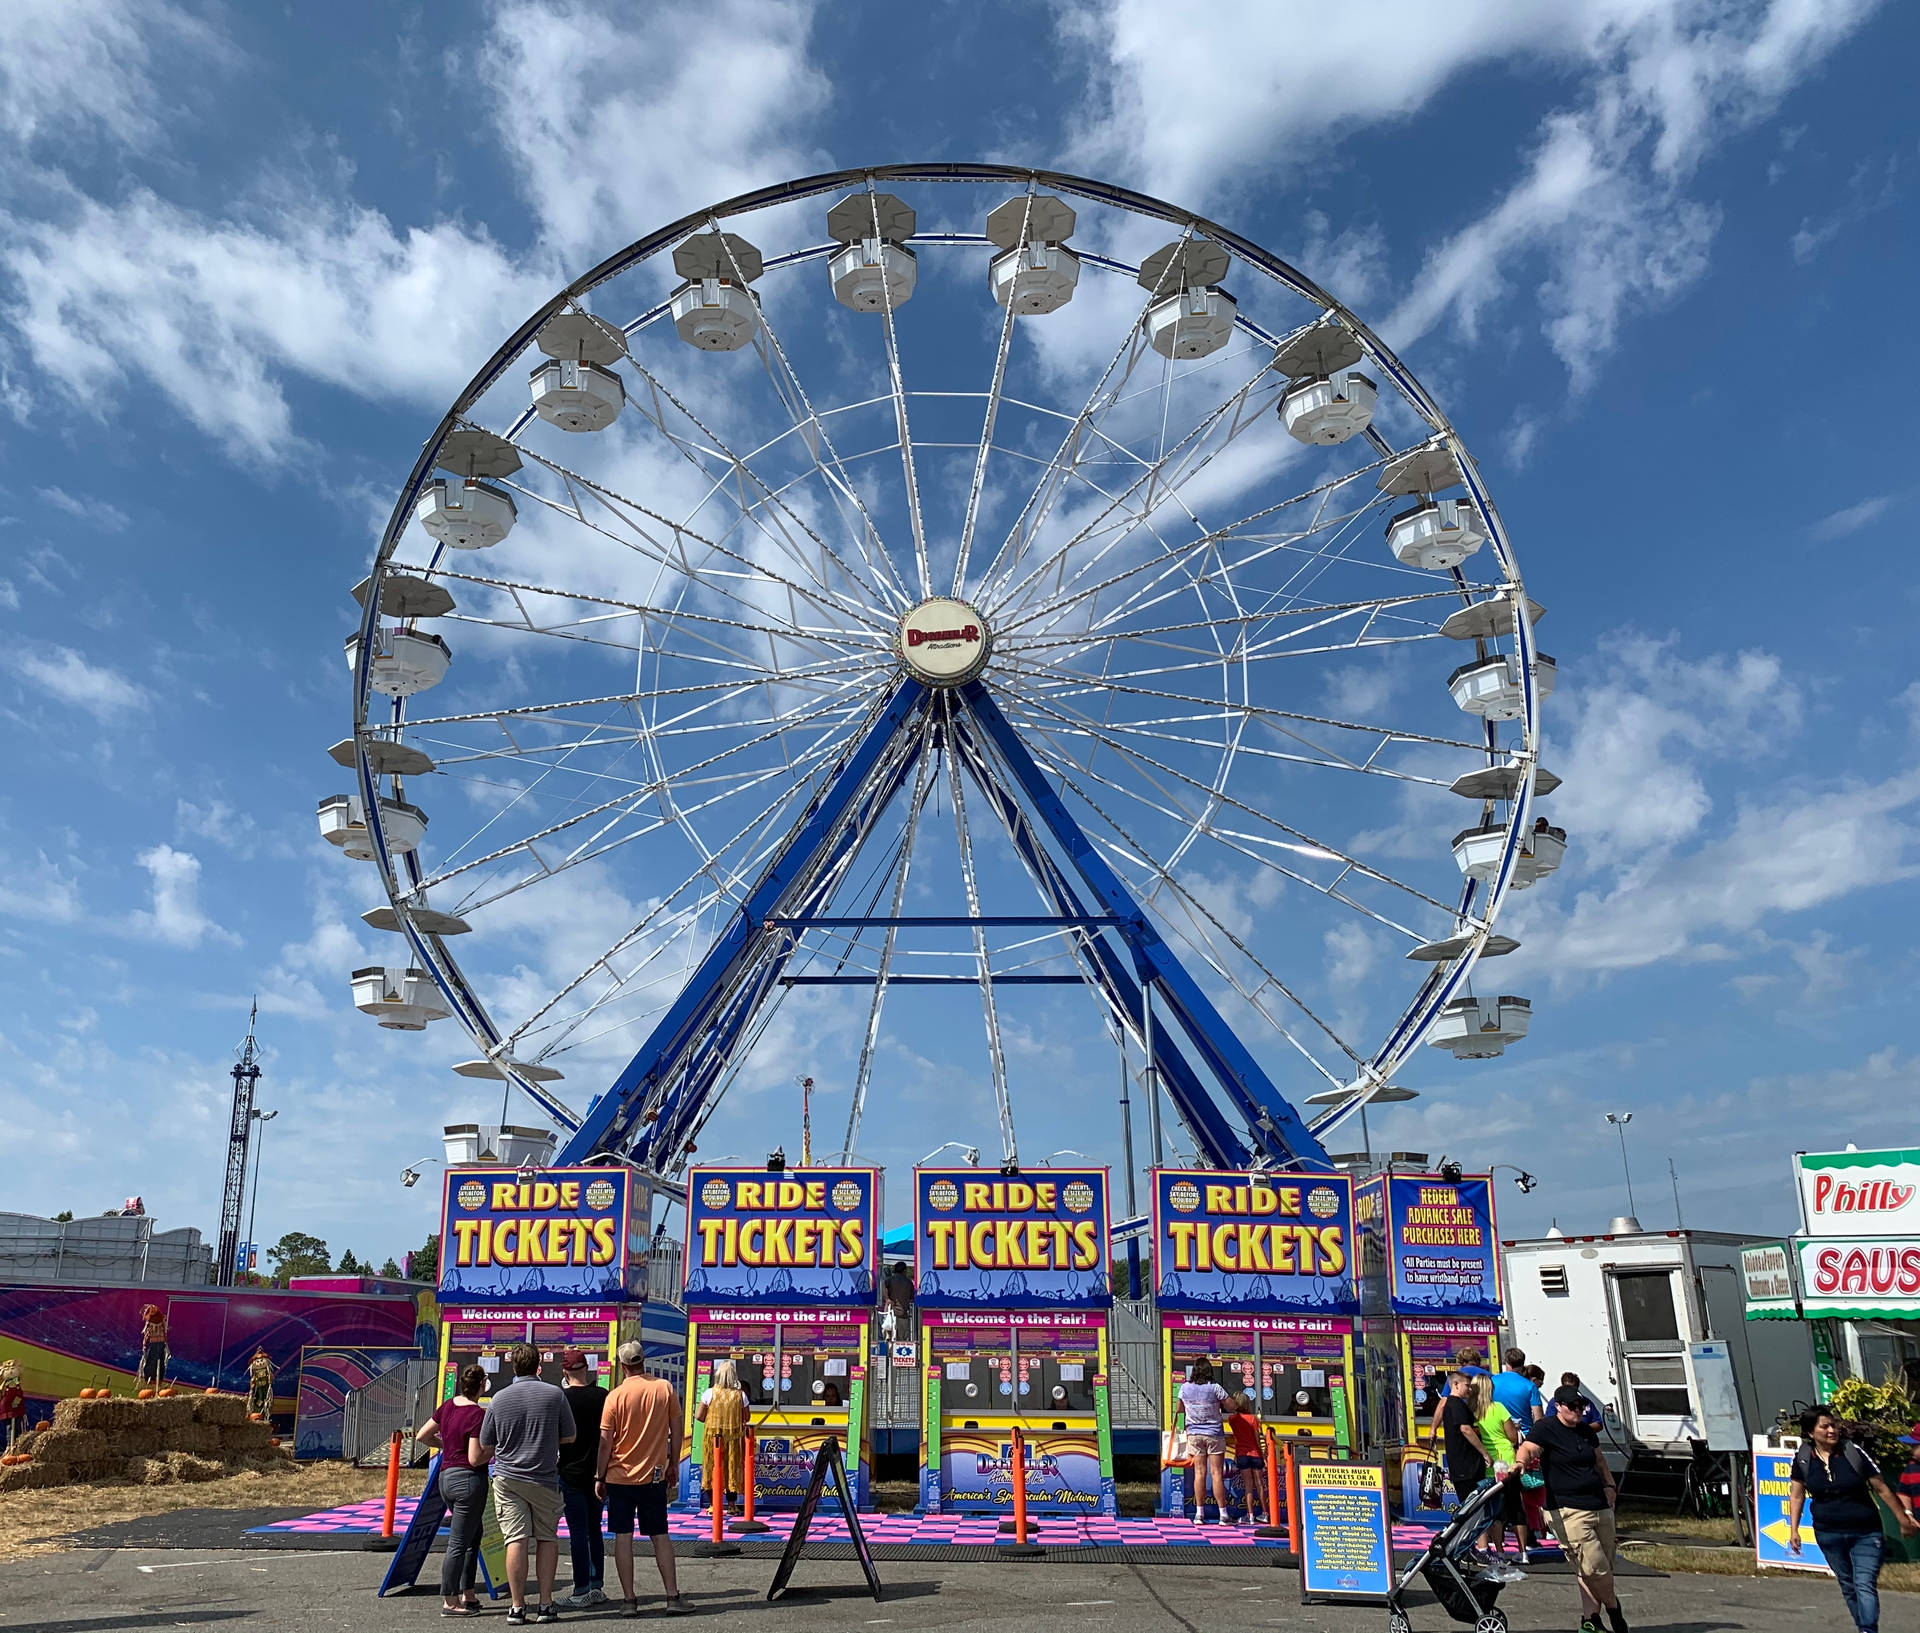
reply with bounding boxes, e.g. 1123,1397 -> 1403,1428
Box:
416,1341 -> 693,1621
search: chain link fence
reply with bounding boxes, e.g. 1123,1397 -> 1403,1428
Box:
343,1357 -> 439,1467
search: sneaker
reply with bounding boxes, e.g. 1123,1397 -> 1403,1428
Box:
564,1593 -> 595,1608
586,1588 -> 607,1605
1606,1609 -> 1630,1633
505,1611 -> 528,1627
663,1595 -> 693,1615
534,1607 -> 560,1624
620,1600 -> 641,1619
1579,1620 -> 1604,1633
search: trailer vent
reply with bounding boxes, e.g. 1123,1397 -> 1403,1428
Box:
1540,1264 -> 1570,1296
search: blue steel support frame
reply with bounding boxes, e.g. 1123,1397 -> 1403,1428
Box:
553,679 -> 925,1165
957,683 -> 1330,1172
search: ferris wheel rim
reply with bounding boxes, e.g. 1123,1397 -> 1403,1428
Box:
347,161 -> 1548,1159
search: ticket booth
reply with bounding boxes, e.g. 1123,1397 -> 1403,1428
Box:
1151,1167 -> 1360,1518
436,1165 -> 645,1402
1353,1170 -> 1502,1518
681,1164 -> 880,1510
915,1167 -> 1116,1517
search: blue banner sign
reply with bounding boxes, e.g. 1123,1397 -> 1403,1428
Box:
439,1167 -> 633,1304
684,1166 -> 879,1306
1152,1169 -> 1357,1314
1298,1462 -> 1393,1602
914,1168 -> 1111,1309
1385,1173 -> 1501,1317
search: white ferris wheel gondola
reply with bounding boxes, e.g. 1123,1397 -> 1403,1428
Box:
334,165 -> 1566,1176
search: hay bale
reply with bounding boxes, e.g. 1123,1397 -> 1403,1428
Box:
53,1396 -> 128,1432
32,1428 -> 111,1467
192,1393 -> 249,1427
0,1461 -> 59,1492
138,1395 -> 197,1430
65,1457 -> 122,1483
220,1421 -> 272,1451
164,1452 -> 225,1484
123,1454 -> 174,1486
118,1426 -> 164,1457
164,1423 -> 222,1455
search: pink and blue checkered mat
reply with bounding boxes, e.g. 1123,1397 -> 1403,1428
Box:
248,1496 -> 1507,1554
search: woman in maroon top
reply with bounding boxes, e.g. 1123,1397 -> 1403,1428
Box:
418,1365 -> 490,1615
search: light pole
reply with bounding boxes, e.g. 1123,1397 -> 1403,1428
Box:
244,1108 -> 278,1277
1605,1112 -> 1636,1218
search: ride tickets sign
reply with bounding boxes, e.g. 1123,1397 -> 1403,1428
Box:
1357,1171 -> 1502,1319
913,1168 -> 1111,1310
439,1166 -> 632,1304
1152,1168 -> 1357,1315
683,1166 -> 879,1307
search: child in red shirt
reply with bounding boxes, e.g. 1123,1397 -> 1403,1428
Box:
1226,1394 -> 1265,1524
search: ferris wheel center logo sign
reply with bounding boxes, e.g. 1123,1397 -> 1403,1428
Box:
898,598 -> 991,686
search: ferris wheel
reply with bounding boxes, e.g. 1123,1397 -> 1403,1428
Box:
326,164 -> 1562,1187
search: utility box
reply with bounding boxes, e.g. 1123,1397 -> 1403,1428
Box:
1503,1222 -> 1814,1454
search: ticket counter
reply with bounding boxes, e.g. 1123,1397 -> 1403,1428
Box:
914,1167 -> 1116,1517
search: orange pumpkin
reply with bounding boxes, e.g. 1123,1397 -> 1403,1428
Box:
158,1388 -> 175,1397
248,1412 -> 263,1422
34,1419 -> 50,1432
269,1436 -> 281,1447
76,1388 -> 94,1399
136,1388 -> 155,1400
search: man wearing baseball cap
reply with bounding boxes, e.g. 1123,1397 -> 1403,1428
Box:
596,1340 -> 687,1616
1517,1385 -> 1625,1633
557,1350 -> 609,1607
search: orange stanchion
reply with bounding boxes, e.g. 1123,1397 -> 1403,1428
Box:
709,1437 -> 724,1544
1011,1426 -> 1030,1543
1255,1424 -> 1285,1538
731,1429 -> 769,1533
382,1431 -> 402,1536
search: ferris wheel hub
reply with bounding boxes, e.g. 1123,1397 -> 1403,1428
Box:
895,596 -> 992,687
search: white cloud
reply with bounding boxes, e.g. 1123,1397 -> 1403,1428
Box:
1061,0 -> 1876,390
477,0 -> 830,267
1810,494 -> 1891,541
4,642 -> 149,717
0,579 -> 18,609
38,484 -> 127,531
1791,153 -> 1902,264
126,843 -> 236,948
1323,922 -> 1379,989
0,851 -> 83,924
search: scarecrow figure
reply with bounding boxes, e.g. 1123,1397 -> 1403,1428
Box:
0,1360 -> 24,1450
138,1303 -> 168,1391
247,1347 -> 275,1417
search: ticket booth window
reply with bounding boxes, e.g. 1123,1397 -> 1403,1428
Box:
1024,1326 -> 1098,1421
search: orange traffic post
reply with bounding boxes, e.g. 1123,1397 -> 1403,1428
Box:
1256,1424 -> 1285,1539
1012,1426 -> 1029,1542
709,1438 -> 724,1544
361,1430 -> 404,1551
731,1427 -> 769,1533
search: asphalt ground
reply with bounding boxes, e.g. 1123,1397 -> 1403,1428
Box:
3,1543 -> 1913,1632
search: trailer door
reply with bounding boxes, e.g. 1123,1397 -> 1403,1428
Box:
1606,1266 -> 1697,1449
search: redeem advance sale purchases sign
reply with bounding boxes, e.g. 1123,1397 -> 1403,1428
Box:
1359,1171 -> 1501,1317
1297,1463 -> 1393,1603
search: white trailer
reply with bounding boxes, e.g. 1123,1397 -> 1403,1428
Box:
1502,1222 -> 1815,1456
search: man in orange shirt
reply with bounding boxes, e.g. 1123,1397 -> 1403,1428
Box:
594,1340 -> 687,1616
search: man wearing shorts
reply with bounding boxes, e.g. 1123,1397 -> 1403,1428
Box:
595,1340 -> 687,1616
1518,1384 -> 1626,1633
478,1343 -> 577,1625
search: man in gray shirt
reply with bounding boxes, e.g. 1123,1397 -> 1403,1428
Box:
478,1343 -> 576,1624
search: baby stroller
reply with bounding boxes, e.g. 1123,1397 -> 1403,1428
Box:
1385,1470 -> 1526,1633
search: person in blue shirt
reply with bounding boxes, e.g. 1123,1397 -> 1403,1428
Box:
1491,1347 -> 1543,1431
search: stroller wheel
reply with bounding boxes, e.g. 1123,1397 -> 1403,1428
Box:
1473,1613 -> 1508,1633
1387,1612 -> 1412,1633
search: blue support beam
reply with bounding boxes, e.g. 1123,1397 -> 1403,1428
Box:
554,680 -> 926,1166
958,683 -> 1330,1172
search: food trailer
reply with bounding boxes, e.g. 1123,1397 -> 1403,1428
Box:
914,1167 -> 1116,1517
681,1164 -> 880,1510
1152,1167 -> 1359,1517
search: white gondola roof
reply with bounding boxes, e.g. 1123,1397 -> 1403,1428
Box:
362,905 -> 472,936
1271,319 -> 1364,378
1137,238 -> 1231,291
1451,763 -> 1560,800
826,191 -> 916,243
327,737 -> 435,777
534,311 -> 627,365
435,427 -> 522,479
672,231 -> 764,283
1406,932 -> 1520,962
1440,596 -> 1546,641
1378,443 -> 1464,496
984,194 -> 1077,247
351,574 -> 455,619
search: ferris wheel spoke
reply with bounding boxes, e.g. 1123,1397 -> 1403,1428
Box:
972,224 -> 1200,604
950,197 -> 1032,598
855,182 -> 934,600
418,686 -> 873,903
694,225 -> 915,613
1018,745 -> 1366,1075
1007,692 -> 1461,919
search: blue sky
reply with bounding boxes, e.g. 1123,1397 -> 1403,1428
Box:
0,0 -> 1914,1270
